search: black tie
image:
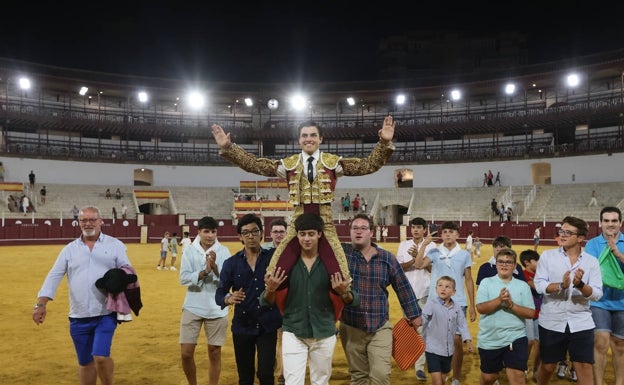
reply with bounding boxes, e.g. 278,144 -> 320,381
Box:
307,157 -> 314,183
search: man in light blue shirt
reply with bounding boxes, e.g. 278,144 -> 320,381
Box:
179,216 -> 231,385
33,206 -> 133,385
585,206 -> 624,385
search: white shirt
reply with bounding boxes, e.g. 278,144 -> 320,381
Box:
396,239 -> 436,299
534,247 -> 603,333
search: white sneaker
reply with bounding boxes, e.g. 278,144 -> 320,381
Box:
156,266 -> 162,270
556,362 -> 567,379
569,368 -> 578,382
493,381 -> 499,385
451,379 -> 460,385
162,266 -> 168,270
170,266 -> 177,271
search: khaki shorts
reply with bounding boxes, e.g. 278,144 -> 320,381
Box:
179,309 -> 228,346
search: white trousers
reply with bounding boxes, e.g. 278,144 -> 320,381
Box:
282,331 -> 336,385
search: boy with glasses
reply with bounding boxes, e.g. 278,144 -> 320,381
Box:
476,248 -> 535,385
534,216 -> 603,385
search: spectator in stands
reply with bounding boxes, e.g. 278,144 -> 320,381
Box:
342,196 -> 350,212
534,216 -> 602,385
382,225 -> 389,242
487,170 -> 494,186
72,205 -> 79,220
500,203 -> 506,221
0,161 -> 4,181
263,213 -> 352,385
21,194 -> 29,215
115,188 -> 122,200
121,203 -> 128,220
494,171 -> 502,186
39,186 -> 46,205
360,196 -> 367,213
506,207 -> 513,222
28,170 -> 35,189
397,217 -> 437,381
211,116 -> 396,286
588,190 -> 598,207
414,221 -> 475,385
105,189 -> 112,199
112,207 -> 117,220
32,205 -> 135,385
156,231 -> 170,270
179,216 -> 231,385
216,213 -> 281,385
491,198 -> 498,216
585,207 -> 624,385
352,193 -> 360,212
483,173 -> 489,187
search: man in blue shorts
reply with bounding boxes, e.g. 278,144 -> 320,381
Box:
585,207 -> 624,385
33,206 -> 135,385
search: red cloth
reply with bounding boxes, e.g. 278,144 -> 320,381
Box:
392,318 -> 425,371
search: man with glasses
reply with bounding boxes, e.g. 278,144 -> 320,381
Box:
534,216 -> 603,385
476,248 -> 535,385
340,214 -> 422,385
216,213 -> 281,385
179,216 -> 231,385
263,218 -> 288,250
585,207 -> 624,385
414,221 -> 476,385
211,116 -> 396,284
33,206 -> 134,385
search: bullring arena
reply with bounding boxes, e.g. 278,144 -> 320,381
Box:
1,46 -> 624,384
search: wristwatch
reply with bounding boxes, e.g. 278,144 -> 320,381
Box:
34,303 -> 46,309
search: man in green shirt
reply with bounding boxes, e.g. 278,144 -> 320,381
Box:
263,213 -> 357,385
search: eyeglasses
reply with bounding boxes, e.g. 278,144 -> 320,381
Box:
79,218 -> 100,224
351,226 -> 370,232
557,229 -> 578,236
496,260 -> 515,266
241,229 -> 261,237
271,230 -> 286,234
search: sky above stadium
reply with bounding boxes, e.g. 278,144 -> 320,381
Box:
1,2 -> 623,83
